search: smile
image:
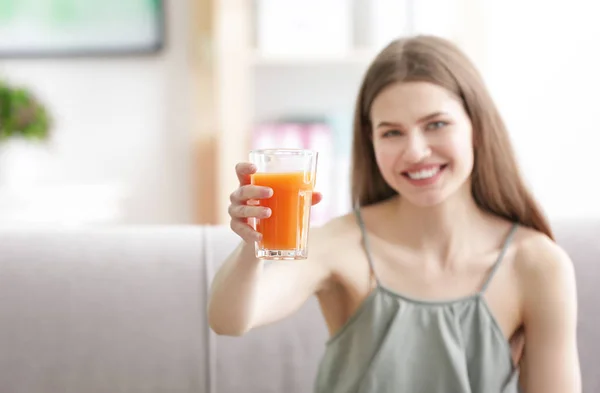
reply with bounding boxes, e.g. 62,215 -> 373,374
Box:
401,164 -> 448,185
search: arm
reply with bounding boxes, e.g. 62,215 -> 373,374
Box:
207,161 -> 331,336
207,232 -> 331,336
518,236 -> 581,393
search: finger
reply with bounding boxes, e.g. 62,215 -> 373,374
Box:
230,185 -> 273,203
311,192 -> 323,206
235,162 -> 257,185
228,204 -> 272,219
230,219 -> 262,242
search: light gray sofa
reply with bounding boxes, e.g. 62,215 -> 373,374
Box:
0,221 -> 598,393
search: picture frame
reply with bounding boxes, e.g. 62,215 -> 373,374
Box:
0,0 -> 166,58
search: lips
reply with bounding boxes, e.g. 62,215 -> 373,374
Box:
401,164 -> 448,186
402,164 -> 448,179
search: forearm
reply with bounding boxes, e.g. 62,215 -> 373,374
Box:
207,241 -> 263,336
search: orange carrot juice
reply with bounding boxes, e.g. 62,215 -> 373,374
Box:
251,171 -> 314,256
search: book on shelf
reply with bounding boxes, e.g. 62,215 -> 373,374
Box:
251,117 -> 354,225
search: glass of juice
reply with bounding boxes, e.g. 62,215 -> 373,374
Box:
249,148 -> 318,260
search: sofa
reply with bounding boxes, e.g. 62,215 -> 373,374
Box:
0,221 -> 598,393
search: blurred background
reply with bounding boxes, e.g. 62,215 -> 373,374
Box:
0,0 -> 598,228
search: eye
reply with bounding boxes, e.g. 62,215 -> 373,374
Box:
426,121 -> 448,130
382,129 -> 403,138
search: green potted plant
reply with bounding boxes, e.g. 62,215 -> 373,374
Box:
0,79 -> 51,142
0,79 -> 52,188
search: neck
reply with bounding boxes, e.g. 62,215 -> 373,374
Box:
389,185 -> 490,267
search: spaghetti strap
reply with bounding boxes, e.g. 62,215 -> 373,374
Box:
480,223 -> 519,293
353,207 -> 382,287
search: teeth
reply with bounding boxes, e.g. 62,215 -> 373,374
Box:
407,166 -> 441,180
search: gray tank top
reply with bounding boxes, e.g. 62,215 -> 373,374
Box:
314,209 -> 521,393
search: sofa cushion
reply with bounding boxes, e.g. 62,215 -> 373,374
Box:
554,220 -> 600,393
0,227 -> 211,393
0,220 -> 597,393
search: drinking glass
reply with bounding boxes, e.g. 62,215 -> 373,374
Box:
249,149 -> 318,260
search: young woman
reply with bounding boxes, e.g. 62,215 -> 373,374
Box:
208,35 -> 581,393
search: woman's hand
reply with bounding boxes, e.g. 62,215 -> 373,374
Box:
228,162 -> 322,243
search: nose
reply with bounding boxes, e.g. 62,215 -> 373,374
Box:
402,133 -> 431,163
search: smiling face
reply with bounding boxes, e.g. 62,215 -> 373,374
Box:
370,81 -> 475,207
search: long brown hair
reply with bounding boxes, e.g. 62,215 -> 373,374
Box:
351,35 -> 554,239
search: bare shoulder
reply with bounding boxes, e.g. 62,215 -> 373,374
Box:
514,228 -> 575,284
310,212 -> 362,249
305,212 -> 363,284
513,227 -> 578,319
308,202 -> 397,292
310,202 -> 389,250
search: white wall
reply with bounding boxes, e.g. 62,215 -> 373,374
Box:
483,0 -> 600,219
0,0 -> 194,225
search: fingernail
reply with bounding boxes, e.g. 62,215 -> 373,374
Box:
264,208 -> 272,217
265,188 -> 273,197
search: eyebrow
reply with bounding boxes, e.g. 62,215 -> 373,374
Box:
375,111 -> 449,129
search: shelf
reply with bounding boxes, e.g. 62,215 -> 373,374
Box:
250,48 -> 377,67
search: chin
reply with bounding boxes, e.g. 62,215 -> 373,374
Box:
402,193 -> 449,208
394,181 -> 465,208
